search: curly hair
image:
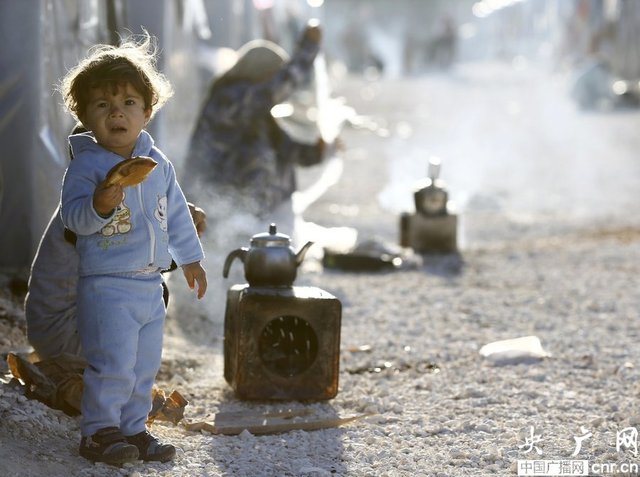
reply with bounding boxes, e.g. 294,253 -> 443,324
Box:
60,30 -> 173,121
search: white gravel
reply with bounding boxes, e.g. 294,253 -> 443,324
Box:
2,63 -> 640,477
3,229 -> 640,477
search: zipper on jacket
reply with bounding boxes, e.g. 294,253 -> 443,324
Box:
137,184 -> 156,266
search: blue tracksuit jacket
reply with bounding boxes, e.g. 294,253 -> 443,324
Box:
61,130 -> 203,276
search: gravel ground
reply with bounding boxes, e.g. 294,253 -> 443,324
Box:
2,62 -> 640,477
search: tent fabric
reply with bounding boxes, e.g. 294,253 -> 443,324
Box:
0,1 -> 42,268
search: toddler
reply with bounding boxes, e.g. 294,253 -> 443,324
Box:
59,31 -> 207,465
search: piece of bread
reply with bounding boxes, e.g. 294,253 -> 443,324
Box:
104,156 -> 158,187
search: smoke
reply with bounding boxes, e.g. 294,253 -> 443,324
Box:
375,61 -> 640,238
165,183 -> 263,344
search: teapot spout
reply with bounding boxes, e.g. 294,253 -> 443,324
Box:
222,248 -> 248,278
295,241 -> 315,266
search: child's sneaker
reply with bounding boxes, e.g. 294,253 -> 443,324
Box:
126,430 -> 176,462
79,427 -> 139,465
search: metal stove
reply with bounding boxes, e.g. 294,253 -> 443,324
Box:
400,157 -> 458,253
222,225 -> 342,400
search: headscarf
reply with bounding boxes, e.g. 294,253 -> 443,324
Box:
221,39 -> 289,83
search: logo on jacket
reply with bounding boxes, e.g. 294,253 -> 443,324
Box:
154,195 -> 168,232
100,197 -> 132,237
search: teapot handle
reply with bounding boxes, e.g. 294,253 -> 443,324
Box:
222,248 -> 248,278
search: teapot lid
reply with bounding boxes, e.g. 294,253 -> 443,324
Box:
415,157 -> 447,192
250,223 -> 291,247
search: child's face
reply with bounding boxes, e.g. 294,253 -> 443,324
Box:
79,82 -> 152,158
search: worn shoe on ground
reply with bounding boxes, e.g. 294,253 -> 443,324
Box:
126,430 -> 176,462
79,426 -> 139,465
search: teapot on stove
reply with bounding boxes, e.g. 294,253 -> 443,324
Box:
222,224 -> 314,287
413,157 -> 449,216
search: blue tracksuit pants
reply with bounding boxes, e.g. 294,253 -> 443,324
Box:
77,271 -> 165,437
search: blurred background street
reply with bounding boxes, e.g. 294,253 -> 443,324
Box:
304,60 -> 640,249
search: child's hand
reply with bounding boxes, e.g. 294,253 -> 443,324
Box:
187,202 -> 207,237
93,181 -> 124,217
182,262 -> 207,299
